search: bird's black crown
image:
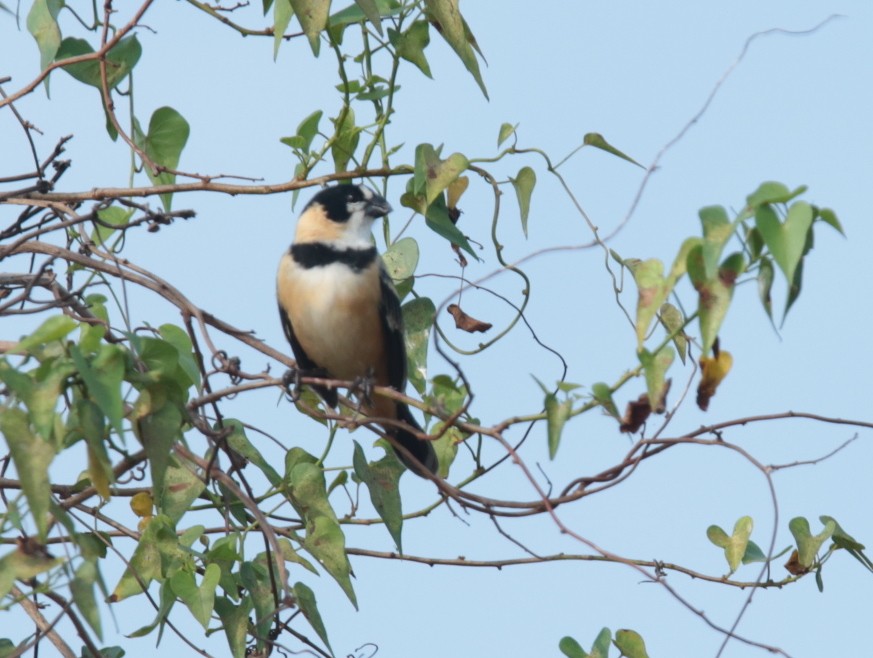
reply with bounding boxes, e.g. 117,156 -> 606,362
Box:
304,184 -> 368,223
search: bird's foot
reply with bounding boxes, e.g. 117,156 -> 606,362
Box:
281,367 -> 302,402
350,367 -> 376,409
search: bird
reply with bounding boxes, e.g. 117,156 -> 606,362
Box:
276,183 -> 438,476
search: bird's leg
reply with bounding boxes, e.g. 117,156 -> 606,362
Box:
281,367 -> 302,402
350,366 -> 376,411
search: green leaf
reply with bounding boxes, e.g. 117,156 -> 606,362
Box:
614,629 -> 650,658
170,563 -> 220,629
742,540 -> 768,564
757,257 -> 775,320
111,515 -> 180,601
413,143 -> 469,207
789,517 -> 836,568
273,0 -> 294,59
293,581 -> 333,653
56,35 -> 142,90
707,516 -> 753,574
638,347 -> 673,413
510,166 -> 536,237
226,419 -> 282,486
286,462 -> 357,606
328,0 -> 401,38
240,560 -> 274,645
583,132 -> 643,168
158,323 -> 201,390
353,442 -> 404,551
423,0 -> 488,98
545,391 -> 573,458
630,258 -> 668,349
0,409 -> 55,540
282,109 -> 323,153
91,205 -> 133,244
746,181 -> 807,207
70,561 -> 103,639
424,193 -> 477,257
497,122 -> 516,147
26,0 -> 63,94
132,388 -> 184,510
331,107 -> 360,173
215,596 -> 252,658
559,636 -> 588,658
290,0 -> 330,55
134,106 -> 190,211
590,627 -> 612,658
0,544 -> 61,600
161,458 -> 206,526
755,201 -> 813,286
658,302 -> 687,363
536,378 -> 573,460
353,0 -> 384,34
383,237 -> 419,281
815,206 -> 844,235
389,20 -> 431,77
16,314 -> 77,353
698,205 -> 734,280
821,515 -> 873,574
591,382 -> 620,420
78,399 -> 113,500
402,296 -> 436,395
687,248 -> 744,355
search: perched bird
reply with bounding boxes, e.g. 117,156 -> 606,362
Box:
276,184 -> 438,476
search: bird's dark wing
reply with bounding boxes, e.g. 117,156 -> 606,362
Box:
377,266 -> 438,475
278,301 -> 338,407
377,265 -> 408,392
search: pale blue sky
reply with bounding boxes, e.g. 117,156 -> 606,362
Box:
2,2 -> 873,657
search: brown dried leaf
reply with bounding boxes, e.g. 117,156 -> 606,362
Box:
620,394 -> 651,433
447,303 -> 492,333
784,549 -> 810,576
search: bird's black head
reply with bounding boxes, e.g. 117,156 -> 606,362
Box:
305,184 -> 392,223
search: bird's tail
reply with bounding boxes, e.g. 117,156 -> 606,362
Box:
391,403 -> 438,476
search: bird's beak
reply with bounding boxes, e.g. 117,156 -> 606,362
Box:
365,194 -> 393,218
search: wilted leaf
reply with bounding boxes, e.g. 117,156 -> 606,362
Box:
447,303 -> 492,333
697,348 -> 733,411
630,259 -> 668,349
620,394 -> 652,434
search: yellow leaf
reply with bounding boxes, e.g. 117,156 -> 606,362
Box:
130,491 -> 154,519
697,350 -> 733,410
